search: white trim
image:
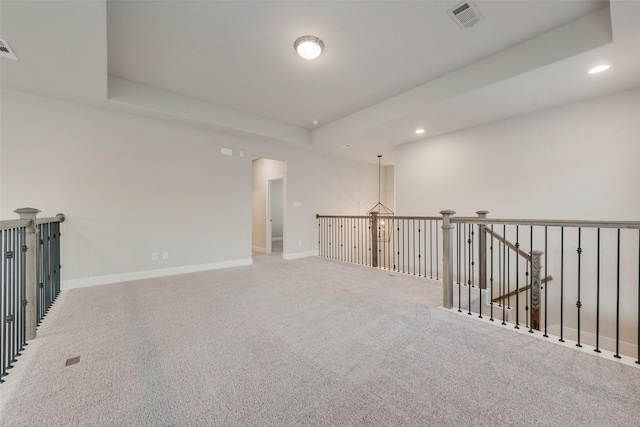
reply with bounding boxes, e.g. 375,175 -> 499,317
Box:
443,306 -> 640,368
62,258 -> 253,290
283,250 -> 318,260
252,245 -> 267,253
547,325 -> 638,359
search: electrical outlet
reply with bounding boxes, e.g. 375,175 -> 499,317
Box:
298,240 -> 302,247
151,252 -> 158,261
162,251 -> 169,260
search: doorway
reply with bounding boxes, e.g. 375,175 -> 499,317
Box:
251,157 -> 286,257
267,178 -> 283,254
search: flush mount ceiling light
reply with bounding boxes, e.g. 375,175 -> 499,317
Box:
588,64 -> 610,74
416,129 -> 425,134
294,35 -> 324,60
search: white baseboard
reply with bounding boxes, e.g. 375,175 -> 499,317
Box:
445,307 -> 640,368
283,250 -> 318,260
252,246 -> 267,254
547,325 -> 638,357
62,258 -> 253,290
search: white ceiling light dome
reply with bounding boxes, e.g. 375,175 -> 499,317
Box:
294,35 -> 324,60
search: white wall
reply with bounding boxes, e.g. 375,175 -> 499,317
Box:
396,87 -> 640,220
251,158 -> 285,252
1,89 -> 383,288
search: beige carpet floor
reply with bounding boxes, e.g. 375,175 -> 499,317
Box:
1,254 -> 639,426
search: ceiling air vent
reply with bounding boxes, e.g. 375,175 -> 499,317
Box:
448,1 -> 483,30
0,39 -> 18,60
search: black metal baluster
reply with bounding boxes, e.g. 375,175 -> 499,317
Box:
360,218 -> 369,265
468,224 -> 472,315
9,228 -> 18,368
318,218 -> 321,257
346,218 -> 350,263
325,218 -> 328,258
48,224 -> 54,313
344,217 -> 348,262
327,218 -> 336,259
320,218 -> 323,258
497,231 -> 502,308
594,228 -> 600,351
418,221 -> 422,277
397,219 -> 401,272
543,227 -> 549,338
412,220 -> 416,275
471,224 -> 486,319
359,218 -> 363,265
328,219 -> 332,259
490,224 -> 494,321
333,218 -> 340,260
457,224 -> 461,313
387,218 -> 392,271
341,218 -> 345,262
525,262 -> 529,329
397,222 -> 401,273
326,218 -> 329,259
614,229 -> 621,359
1,230 -> 5,382
423,219 -> 427,278
340,218 -> 344,262
507,226 -> 511,310
559,227 -> 564,342
355,218 -> 358,265
576,227 -> 582,347
54,222 -> 61,299
337,218 -> 340,262
430,220 -> 433,279
637,229 -> 639,365
464,224 -> 467,293
19,228 -> 26,353
502,225 -> 507,325
43,224 -> 48,317
529,226 -> 533,333
406,219 -> 409,275
379,218 -> 382,268
515,226 -> 520,329
436,220 -> 439,280
471,225 -> 475,288
357,218 -> 361,264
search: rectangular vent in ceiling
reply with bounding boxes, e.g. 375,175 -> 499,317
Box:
0,39 -> 18,60
448,1 -> 483,30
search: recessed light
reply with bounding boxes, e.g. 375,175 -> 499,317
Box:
312,120 -> 319,125
588,64 -> 610,74
416,129 -> 425,134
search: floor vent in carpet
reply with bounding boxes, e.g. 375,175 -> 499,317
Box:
65,356 -> 80,367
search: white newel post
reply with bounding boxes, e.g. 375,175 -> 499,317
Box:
14,207 -> 40,341
440,210 -> 456,309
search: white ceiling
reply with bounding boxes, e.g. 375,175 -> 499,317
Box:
2,1 -> 640,165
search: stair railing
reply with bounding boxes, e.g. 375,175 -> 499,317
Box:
441,210 -> 640,363
1,208 -> 65,384
316,213 -> 443,279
